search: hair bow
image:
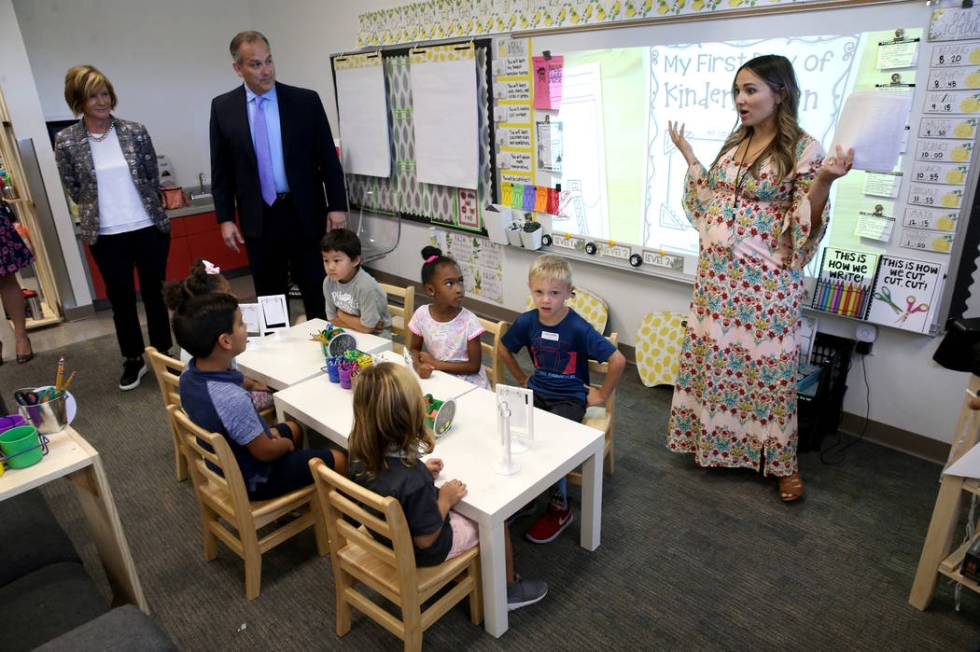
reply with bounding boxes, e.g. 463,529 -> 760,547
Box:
202,260 -> 221,275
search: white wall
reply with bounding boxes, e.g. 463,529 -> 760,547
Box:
0,0 -> 91,308
13,0 -> 968,444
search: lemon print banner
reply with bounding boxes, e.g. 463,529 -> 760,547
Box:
635,312 -> 686,387
903,206 -> 959,232
358,0 -> 851,48
918,117 -> 978,139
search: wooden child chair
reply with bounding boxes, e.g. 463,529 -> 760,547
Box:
146,346 -> 276,481
171,406 -> 327,600
145,346 -> 189,481
310,458 -> 481,651
380,282 -> 415,353
526,285 -> 609,334
569,332 -> 619,483
477,317 -> 508,388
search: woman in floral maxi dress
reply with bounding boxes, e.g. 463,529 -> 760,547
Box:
665,55 -> 853,502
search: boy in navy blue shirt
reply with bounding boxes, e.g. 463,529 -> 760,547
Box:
174,292 -> 346,500
500,254 -> 625,544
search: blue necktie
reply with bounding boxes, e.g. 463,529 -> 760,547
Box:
253,96 -> 276,206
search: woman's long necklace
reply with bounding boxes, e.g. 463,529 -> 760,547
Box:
86,119 -> 115,143
732,133 -> 754,210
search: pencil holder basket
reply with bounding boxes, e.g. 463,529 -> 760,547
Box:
15,387 -> 70,435
0,425 -> 45,469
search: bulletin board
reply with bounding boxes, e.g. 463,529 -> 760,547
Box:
330,39 -> 497,234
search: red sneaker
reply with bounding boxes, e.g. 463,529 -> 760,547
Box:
525,506 -> 573,544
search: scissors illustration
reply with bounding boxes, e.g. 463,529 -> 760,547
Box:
873,286 -> 903,315
898,295 -> 929,323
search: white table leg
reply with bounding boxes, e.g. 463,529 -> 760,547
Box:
579,445 -> 603,551
478,519 -> 508,637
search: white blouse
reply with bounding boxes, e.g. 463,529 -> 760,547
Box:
89,129 -> 153,235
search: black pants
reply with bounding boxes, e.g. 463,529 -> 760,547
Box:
248,449 -> 336,501
243,196 -> 327,321
533,393 -> 586,423
89,226 -> 172,359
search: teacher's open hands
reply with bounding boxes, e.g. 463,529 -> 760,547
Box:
817,144 -> 855,183
668,120 -> 697,167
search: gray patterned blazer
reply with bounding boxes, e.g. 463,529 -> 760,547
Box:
54,117 -> 169,244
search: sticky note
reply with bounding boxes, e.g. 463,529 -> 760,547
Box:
547,188 -> 559,214
501,182 -> 513,206
511,183 -> 525,209
522,185 -> 537,211
535,187 -> 548,212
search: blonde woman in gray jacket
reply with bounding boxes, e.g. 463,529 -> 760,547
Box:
55,65 -> 171,390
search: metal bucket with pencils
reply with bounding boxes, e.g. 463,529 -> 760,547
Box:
14,386 -> 70,435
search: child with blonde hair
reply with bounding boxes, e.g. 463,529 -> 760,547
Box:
348,362 -> 547,609
500,254 -> 625,544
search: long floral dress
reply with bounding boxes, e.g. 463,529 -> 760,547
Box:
666,134 -> 828,477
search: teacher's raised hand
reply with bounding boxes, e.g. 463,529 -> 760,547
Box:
668,120 -> 698,167
817,144 -> 855,183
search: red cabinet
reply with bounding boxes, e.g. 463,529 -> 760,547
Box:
83,211 -> 250,301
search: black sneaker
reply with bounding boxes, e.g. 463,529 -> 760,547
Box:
119,357 -> 148,391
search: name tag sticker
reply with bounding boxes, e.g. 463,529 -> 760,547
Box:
541,331 -> 559,341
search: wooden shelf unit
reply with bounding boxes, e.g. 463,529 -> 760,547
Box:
910,374 -> 980,610
0,85 -> 63,332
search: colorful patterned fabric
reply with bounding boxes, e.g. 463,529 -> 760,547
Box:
666,134 -> 828,477
0,202 -> 33,276
54,117 -> 169,245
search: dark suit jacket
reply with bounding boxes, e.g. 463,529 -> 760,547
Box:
209,82 -> 347,239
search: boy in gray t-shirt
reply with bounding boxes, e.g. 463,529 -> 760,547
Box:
321,229 -> 392,338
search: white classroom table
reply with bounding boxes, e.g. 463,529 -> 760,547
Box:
0,426 -> 147,612
273,357 -> 604,638
272,351 -> 481,443
236,318 -> 392,390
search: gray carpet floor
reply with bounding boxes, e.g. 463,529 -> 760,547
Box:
3,332 -> 979,651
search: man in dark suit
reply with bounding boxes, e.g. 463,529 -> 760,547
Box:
210,30 -> 347,320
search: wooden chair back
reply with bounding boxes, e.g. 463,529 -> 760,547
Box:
171,406 -> 325,599
525,285 -> 609,334
570,332 -> 618,483
311,459 -> 481,650
477,318 -> 508,388
145,346 -> 187,481
380,282 -> 416,353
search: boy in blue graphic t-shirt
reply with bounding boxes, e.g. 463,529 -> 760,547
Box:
500,254 -> 625,544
